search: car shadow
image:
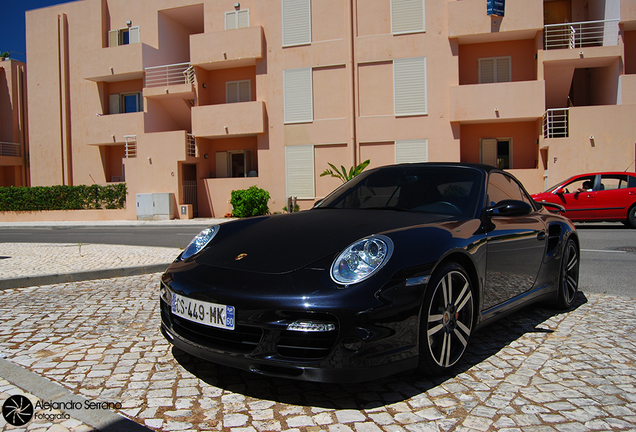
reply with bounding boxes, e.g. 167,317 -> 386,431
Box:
574,222 -> 628,230
172,292 -> 588,410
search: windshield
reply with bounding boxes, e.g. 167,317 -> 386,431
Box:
316,165 -> 484,218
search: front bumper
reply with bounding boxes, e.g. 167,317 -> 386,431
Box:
159,262 -> 424,382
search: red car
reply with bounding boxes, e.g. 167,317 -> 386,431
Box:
532,172 -> 636,227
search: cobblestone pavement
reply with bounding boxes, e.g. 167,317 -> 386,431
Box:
1,273 -> 635,432
0,244 -> 181,279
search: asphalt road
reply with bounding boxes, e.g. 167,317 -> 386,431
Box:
1,221 -> 634,296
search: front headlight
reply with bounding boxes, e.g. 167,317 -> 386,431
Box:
331,235 -> 394,286
181,225 -> 220,260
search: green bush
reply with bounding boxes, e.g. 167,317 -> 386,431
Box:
230,186 -> 270,218
0,183 -> 127,211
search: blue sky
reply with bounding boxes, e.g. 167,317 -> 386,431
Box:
1,0 -> 76,62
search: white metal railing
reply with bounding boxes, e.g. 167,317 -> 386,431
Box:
144,62 -> 194,88
186,133 -> 196,157
124,135 -> 137,158
544,19 -> 620,50
543,109 -> 569,138
0,142 -> 21,157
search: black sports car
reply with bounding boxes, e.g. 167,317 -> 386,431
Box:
160,163 -> 579,382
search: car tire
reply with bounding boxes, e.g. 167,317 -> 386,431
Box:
555,238 -> 579,310
628,205 -> 636,228
418,262 -> 474,376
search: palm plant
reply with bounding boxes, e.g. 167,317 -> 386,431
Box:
320,159 -> 370,183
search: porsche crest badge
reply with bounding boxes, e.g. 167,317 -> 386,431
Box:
235,253 -> 248,261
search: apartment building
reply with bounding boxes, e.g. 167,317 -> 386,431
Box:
24,0 -> 636,219
0,58 -> 29,187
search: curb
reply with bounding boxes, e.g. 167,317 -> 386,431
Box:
0,358 -> 150,431
0,263 -> 170,290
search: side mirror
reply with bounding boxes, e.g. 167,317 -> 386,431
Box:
486,200 -> 533,217
553,188 -> 564,195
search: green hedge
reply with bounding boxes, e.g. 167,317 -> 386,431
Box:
230,186 -> 270,218
0,184 -> 127,211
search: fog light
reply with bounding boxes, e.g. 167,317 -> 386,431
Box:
286,321 -> 336,332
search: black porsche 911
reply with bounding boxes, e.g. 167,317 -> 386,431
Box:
160,163 -> 579,382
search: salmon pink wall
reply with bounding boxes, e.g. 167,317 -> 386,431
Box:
460,122 -> 541,169
458,39 -> 537,85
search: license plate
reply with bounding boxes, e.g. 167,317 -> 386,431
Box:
171,293 -> 235,330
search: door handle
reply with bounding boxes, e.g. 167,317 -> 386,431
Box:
537,232 -> 546,241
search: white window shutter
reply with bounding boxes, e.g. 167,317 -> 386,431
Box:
109,94 -> 120,114
284,68 -> 313,123
108,30 -> 119,47
215,151 -> 228,178
239,80 -> 251,102
128,26 -> 140,44
285,145 -> 315,198
225,11 -> 237,30
479,58 -> 495,84
237,9 -> 250,28
395,139 -> 428,164
226,82 -> 239,103
394,57 -> 427,116
282,0 -> 311,47
496,57 -> 511,83
481,139 -> 497,166
391,0 -> 425,34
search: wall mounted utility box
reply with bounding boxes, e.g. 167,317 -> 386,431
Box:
136,193 -> 174,220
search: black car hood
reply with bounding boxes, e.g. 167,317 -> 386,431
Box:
195,209 -> 453,274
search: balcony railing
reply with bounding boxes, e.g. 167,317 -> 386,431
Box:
124,135 -> 137,158
144,63 -> 194,88
544,19 -> 619,50
543,109 -> 569,138
187,133 -> 196,157
0,142 -> 21,157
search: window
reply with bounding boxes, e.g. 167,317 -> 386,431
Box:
226,80 -> 251,103
395,139 -> 428,163
108,26 -> 140,47
481,138 -> 511,169
284,68 -> 313,123
599,174 -> 633,191
225,10 -> 249,30
479,57 -> 511,84
215,150 -> 254,178
391,0 -> 425,35
282,0 -> 311,47
394,57 -> 427,116
109,93 -> 143,114
487,172 -> 532,207
285,145 -> 314,198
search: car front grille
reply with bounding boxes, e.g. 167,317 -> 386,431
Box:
277,329 -> 338,360
162,301 -> 339,360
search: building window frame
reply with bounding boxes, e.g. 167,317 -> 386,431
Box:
281,0 -> 311,47
391,0 -> 425,35
394,57 -> 427,117
478,56 -> 512,84
226,80 -> 251,104
225,9 -> 250,30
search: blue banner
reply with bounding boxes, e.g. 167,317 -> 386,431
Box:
487,0 -> 505,16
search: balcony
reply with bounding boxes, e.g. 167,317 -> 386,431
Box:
622,0 -> 636,29
190,26 -> 263,70
447,0 -> 543,43
192,101 -> 265,138
0,142 -> 21,157
143,63 -> 195,100
82,43 -> 148,82
85,112 -> 145,145
544,20 -> 620,50
449,81 -> 545,123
